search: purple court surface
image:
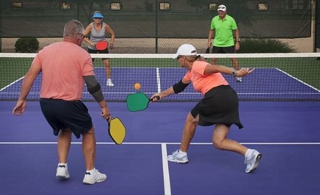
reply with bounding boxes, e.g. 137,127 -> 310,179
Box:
1,100 -> 320,195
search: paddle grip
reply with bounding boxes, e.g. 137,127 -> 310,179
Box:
149,96 -> 160,102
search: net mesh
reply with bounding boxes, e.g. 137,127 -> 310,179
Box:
1,53 -> 320,101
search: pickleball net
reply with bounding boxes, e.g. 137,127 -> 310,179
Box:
1,53 -> 320,101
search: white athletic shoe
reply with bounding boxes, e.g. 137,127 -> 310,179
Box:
167,149 -> 189,163
56,164 -> 70,180
106,79 -> 114,87
236,77 -> 242,82
83,168 -> 107,184
244,149 -> 262,173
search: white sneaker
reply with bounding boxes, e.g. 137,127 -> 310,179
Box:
56,164 -> 70,180
106,79 -> 114,87
236,77 -> 242,82
83,168 -> 107,184
167,149 -> 188,163
244,149 -> 262,173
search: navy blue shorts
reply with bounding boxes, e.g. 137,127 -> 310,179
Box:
88,47 -> 109,61
190,85 -> 243,129
40,99 -> 93,139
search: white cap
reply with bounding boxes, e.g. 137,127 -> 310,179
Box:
217,5 -> 227,12
173,44 -> 198,59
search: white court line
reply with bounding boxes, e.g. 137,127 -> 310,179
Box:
0,76 -> 24,91
276,68 -> 320,92
1,142 -> 320,145
161,143 -> 171,195
156,67 -> 161,93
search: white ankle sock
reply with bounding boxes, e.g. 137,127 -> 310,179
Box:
178,150 -> 187,156
86,168 -> 96,174
58,163 -> 67,167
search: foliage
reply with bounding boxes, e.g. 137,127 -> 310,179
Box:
238,39 -> 296,53
15,37 -> 39,53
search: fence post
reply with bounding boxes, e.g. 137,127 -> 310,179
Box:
155,0 -> 158,53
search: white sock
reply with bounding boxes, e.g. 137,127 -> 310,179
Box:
178,150 -> 187,156
245,149 -> 253,157
58,163 -> 67,167
86,168 -> 96,174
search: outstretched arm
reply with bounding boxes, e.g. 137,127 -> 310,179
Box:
204,64 -> 254,77
150,78 -> 190,101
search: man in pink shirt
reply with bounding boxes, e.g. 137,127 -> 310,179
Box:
13,20 -> 111,184
151,44 -> 262,173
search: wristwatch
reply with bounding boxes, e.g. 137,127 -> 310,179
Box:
232,69 -> 237,77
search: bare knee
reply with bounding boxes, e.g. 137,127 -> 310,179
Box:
212,138 -> 224,150
186,113 -> 199,125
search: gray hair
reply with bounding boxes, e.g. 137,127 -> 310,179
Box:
63,19 -> 84,37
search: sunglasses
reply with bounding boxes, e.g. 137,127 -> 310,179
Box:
94,17 -> 102,19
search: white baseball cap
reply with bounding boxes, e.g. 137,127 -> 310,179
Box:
217,5 -> 227,12
173,44 -> 198,59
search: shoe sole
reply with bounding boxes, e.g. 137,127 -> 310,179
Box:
246,153 -> 262,173
167,159 -> 188,164
83,178 -> 107,185
56,175 -> 70,180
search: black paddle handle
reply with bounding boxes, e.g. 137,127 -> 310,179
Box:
149,96 -> 160,102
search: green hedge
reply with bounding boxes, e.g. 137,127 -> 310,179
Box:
238,39 -> 295,53
15,37 -> 39,53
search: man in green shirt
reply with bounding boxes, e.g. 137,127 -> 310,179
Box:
207,5 -> 242,82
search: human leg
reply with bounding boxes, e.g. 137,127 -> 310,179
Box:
82,126 -> 96,170
103,59 -> 114,87
56,128 -> 72,179
57,128 -> 72,163
180,112 -> 198,152
210,46 -> 222,65
82,126 -> 107,184
212,124 -> 247,154
212,124 -> 262,173
167,113 -> 198,163
230,58 -> 242,82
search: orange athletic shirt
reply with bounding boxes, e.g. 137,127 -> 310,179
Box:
32,41 -> 94,100
183,61 -> 229,95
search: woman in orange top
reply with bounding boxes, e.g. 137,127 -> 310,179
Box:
151,44 -> 261,173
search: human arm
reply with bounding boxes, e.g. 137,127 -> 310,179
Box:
105,23 -> 115,49
203,64 -> 254,77
234,28 -> 240,51
83,24 -> 95,47
150,78 -> 190,101
84,75 -> 111,121
12,63 -> 41,115
207,29 -> 215,48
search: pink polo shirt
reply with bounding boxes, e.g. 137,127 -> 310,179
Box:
32,41 -> 94,100
184,61 -> 229,95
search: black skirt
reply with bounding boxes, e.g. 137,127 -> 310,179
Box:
190,85 -> 243,129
